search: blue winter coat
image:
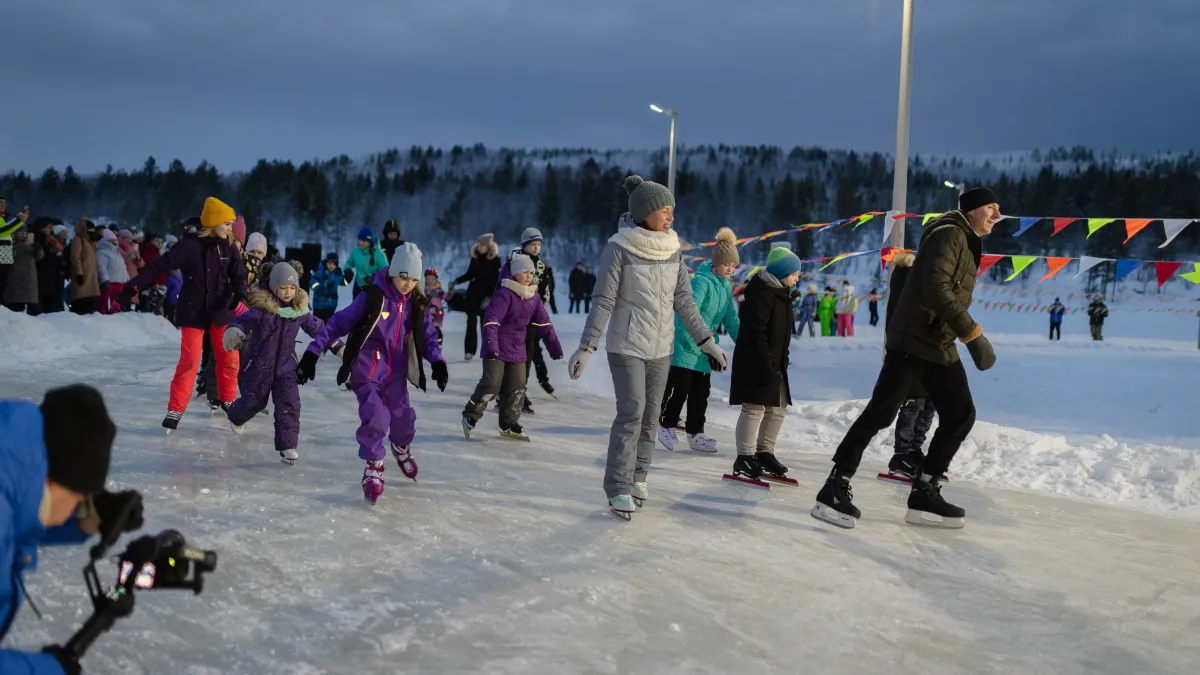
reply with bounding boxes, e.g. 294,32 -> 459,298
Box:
1,401 -> 93,674
799,292 -> 818,315
309,265 -> 344,312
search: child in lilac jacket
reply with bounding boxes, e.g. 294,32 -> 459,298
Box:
460,254 -> 563,441
298,243 -> 448,505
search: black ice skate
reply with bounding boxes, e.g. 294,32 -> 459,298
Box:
878,451 -> 924,484
723,455 -> 770,489
755,452 -> 798,486
162,410 -> 183,434
501,424 -> 530,442
462,414 -> 476,439
540,381 -> 560,402
905,477 -> 965,529
811,469 -> 861,529
521,399 -> 536,416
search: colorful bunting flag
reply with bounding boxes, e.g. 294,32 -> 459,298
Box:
1039,257 -> 1072,283
1154,261 -> 1183,289
1115,259 -> 1141,282
1074,256 -> 1110,278
1181,263 -> 1200,284
1124,218 -> 1153,244
922,213 -> 943,226
881,210 -> 898,244
1005,256 -> 1038,282
1086,218 -> 1116,238
977,254 -> 1004,277
1012,217 -> 1041,237
1159,219 -> 1193,249
819,253 -> 852,271
1052,218 -> 1077,236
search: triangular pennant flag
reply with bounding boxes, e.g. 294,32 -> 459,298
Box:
1073,255 -> 1110,278
922,213 -> 943,226
1180,263 -> 1200,284
1123,218 -> 1153,244
976,254 -> 1004,277
1005,256 -> 1038,282
819,254 -> 851,271
1038,257 -> 1072,283
1086,218 -> 1116,238
1158,219 -> 1193,248
1154,261 -> 1183,289
1012,217 -> 1040,237
1115,259 -> 1140,281
852,214 -> 875,229
881,210 -> 898,244
1052,218 -> 1077,235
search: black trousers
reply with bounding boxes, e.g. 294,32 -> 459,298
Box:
463,360 -> 526,430
39,293 -> 64,314
832,350 -> 975,478
525,324 -> 550,386
894,398 -> 936,455
4,302 -> 39,315
464,305 -> 484,356
69,297 -> 97,315
584,296 -> 591,313
658,365 -> 712,434
568,297 -> 581,313
1049,323 -> 1061,340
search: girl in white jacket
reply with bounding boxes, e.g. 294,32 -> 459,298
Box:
96,229 -> 129,314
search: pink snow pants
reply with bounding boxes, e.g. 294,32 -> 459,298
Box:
837,314 -> 854,337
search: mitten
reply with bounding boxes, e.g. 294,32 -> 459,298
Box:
222,327 -> 247,352
431,361 -> 449,392
698,338 -> 728,372
965,335 -> 996,371
297,351 -> 319,384
567,348 -> 591,380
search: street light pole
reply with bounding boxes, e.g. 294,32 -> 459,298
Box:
889,0 -> 915,253
650,104 -> 679,195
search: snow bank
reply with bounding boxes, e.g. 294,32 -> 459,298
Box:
0,307 -> 179,364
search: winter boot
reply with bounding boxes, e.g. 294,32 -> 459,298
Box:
162,410 -> 183,433
462,414 -> 476,439
501,424 -> 530,442
687,433 -> 718,453
391,443 -> 418,481
609,494 -> 636,521
279,449 -> 298,466
362,460 -> 385,505
812,469 -> 861,529
755,452 -> 789,477
731,455 -> 763,480
657,426 -> 679,450
887,451 -> 923,479
905,477 -> 965,528
631,482 -> 649,508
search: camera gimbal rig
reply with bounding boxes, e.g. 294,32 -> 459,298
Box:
59,493 -> 218,661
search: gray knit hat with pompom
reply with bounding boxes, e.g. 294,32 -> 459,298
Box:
624,175 -> 675,225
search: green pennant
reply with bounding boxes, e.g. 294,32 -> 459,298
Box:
1086,218 -> 1116,238
922,213 -> 943,226
1004,255 -> 1038,282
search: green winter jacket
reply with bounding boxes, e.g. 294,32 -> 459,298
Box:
672,261 -> 740,373
348,243 -> 388,289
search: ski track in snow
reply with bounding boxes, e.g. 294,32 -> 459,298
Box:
2,304 -> 1199,674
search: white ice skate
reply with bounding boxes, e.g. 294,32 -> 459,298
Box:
609,495 -> 636,521
229,420 -> 245,436
631,482 -> 648,508
657,426 -> 679,450
687,433 -> 718,453
279,448 -> 298,466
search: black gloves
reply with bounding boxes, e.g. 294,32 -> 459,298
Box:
297,352 -> 319,384
343,269 -> 354,283
42,645 -> 81,675
966,335 -> 996,371
92,489 -> 144,537
431,361 -> 448,392
117,286 -> 137,307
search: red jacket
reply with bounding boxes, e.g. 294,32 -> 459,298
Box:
140,240 -> 165,285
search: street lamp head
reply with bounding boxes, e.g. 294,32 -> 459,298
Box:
943,180 -> 956,189
649,104 -> 663,113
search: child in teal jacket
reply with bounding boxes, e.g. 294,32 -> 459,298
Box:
658,228 -> 741,453
346,226 -> 388,298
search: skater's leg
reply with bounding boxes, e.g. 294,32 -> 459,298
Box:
755,399 -> 787,454
684,371 -> 710,435
910,399 -> 937,450
464,359 -> 506,423
353,384 -> 389,462
917,359 -> 975,478
272,373 -> 301,451
226,385 -> 270,426
735,404 -> 766,456
830,351 -> 921,475
634,356 -> 671,484
532,340 -> 549,387
604,353 -> 648,498
658,365 -> 691,430
384,378 -> 417,447
168,328 -> 206,412
464,306 -> 479,356
893,398 -> 922,454
499,362 -> 527,430
210,323 -> 241,404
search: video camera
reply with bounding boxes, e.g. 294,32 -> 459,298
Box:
58,492 -> 218,661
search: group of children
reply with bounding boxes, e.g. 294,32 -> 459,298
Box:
793,281 -> 864,337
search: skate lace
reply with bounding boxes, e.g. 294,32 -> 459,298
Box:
363,461 -> 384,482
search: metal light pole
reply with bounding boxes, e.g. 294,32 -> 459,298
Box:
889,0 -> 915,253
650,104 -> 678,195
943,180 -> 964,196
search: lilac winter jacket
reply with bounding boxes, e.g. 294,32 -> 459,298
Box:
483,279 -> 563,363
306,270 -> 445,389
229,286 -> 325,397
127,232 -> 248,329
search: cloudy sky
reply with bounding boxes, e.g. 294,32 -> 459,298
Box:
3,0 -> 1199,174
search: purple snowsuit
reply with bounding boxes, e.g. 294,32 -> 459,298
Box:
225,287 -> 326,450
306,270 -> 445,461
483,279 -> 564,363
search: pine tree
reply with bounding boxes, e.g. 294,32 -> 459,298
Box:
538,165 -> 560,230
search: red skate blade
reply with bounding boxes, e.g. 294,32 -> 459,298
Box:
877,472 -> 949,485
722,473 -> 771,489
761,474 -> 798,486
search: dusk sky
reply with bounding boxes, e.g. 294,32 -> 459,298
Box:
4,0 -> 1199,174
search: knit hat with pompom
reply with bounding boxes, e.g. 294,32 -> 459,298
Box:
710,227 -> 739,267
624,175 -> 675,225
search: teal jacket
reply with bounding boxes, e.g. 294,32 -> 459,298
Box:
672,261 -> 739,373
347,243 -> 388,289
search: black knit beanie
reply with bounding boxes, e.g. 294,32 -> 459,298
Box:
959,188 -> 999,214
41,385 -> 115,495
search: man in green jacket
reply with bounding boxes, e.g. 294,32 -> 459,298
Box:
812,188 -> 1000,531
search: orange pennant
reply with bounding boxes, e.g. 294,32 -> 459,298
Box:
1038,257 -> 1072,283
1123,218 -> 1153,243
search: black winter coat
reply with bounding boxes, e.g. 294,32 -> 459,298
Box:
452,242 -> 502,309
568,268 -> 587,296
34,231 -> 67,301
886,253 -> 927,400
729,273 -> 793,407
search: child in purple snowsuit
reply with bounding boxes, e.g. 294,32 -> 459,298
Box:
425,268 -> 446,345
221,262 -> 334,464
298,243 -> 449,505
461,254 -> 563,440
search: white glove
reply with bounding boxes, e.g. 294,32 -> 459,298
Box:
222,326 -> 247,352
699,338 -> 728,372
568,348 -> 592,380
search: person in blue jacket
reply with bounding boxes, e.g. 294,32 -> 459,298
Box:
309,252 -> 347,322
1,385 -> 141,675
1048,297 -> 1065,340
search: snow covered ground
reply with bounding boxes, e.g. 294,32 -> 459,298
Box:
2,297 -> 1199,674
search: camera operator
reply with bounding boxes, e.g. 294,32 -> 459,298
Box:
1,385 -> 142,675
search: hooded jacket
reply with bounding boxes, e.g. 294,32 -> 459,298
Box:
453,240 -> 503,306
579,214 -> 712,361
127,231 -> 249,329
0,401 -> 93,674
729,270 -> 793,407
309,264 -> 346,312
2,234 -> 42,305
229,286 -> 326,402
117,232 -> 142,279
671,261 -> 739,373
96,238 -> 129,284
482,275 -> 563,363
69,220 -> 100,300
347,243 -> 389,289
381,220 -> 404,263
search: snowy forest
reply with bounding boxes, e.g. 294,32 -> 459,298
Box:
3,144 -> 1199,277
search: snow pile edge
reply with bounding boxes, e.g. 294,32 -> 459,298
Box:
0,307 -> 180,364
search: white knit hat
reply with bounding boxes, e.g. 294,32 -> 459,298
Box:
509,253 -> 536,277
388,242 -> 425,293
246,232 -> 268,255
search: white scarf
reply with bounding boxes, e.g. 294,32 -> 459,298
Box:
501,278 -> 537,299
608,214 -> 681,261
